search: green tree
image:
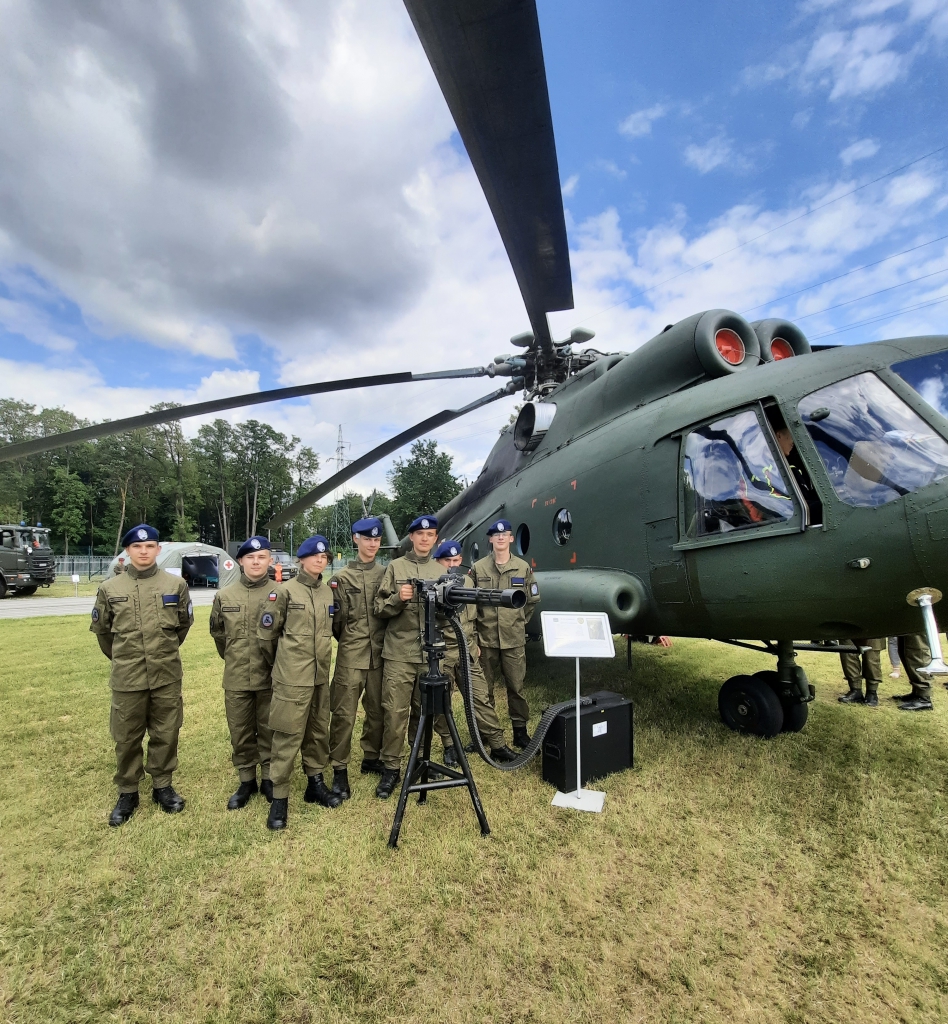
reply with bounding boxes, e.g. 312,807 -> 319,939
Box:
49,467 -> 88,555
387,439 -> 462,535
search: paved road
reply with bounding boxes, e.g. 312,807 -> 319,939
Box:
0,589 -> 218,620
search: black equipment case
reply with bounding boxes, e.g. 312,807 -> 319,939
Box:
541,690 -> 634,791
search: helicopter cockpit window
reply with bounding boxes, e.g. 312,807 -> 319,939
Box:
683,409 -> 796,539
891,350 -> 948,418
799,372 -> 948,507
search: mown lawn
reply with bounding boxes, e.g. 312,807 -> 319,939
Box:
1,612 -> 947,1023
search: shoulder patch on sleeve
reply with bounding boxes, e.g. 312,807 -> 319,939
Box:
531,582 -> 539,596
261,612 -> 274,628
330,579 -> 339,589
187,601 -> 193,618
91,607 -> 99,622
268,591 -> 278,601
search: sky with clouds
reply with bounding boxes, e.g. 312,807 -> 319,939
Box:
1,0 -> 947,498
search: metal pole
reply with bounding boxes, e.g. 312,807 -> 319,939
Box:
575,656 -> 582,796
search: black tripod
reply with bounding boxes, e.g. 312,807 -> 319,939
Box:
388,585 -> 490,848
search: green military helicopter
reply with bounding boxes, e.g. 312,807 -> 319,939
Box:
3,1 -> 947,737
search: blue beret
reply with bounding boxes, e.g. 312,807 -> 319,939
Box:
297,535 -> 329,558
486,518 -> 513,536
434,540 -> 462,559
122,524 -> 159,547
352,517 -> 383,538
408,514 -> 438,533
237,535 -> 271,559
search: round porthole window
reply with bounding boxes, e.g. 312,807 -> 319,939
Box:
516,523 -> 530,556
552,508 -> 572,546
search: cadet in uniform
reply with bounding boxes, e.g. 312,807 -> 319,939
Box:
430,540 -> 517,763
258,535 -> 341,831
327,516 -> 387,800
209,535 -> 276,810
90,524 -> 192,827
891,633 -> 935,711
373,514 -> 445,799
470,519 -> 540,749
838,638 -> 885,707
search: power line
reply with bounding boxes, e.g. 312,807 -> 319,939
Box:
575,143 -> 948,326
792,266 -> 948,322
809,293 -> 948,340
740,232 -> 948,316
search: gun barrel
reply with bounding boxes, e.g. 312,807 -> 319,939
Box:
446,584 -> 526,609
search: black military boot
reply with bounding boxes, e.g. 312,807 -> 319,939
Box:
376,769 -> 400,799
267,797 -> 288,831
260,779 -> 274,802
227,779 -> 258,810
512,726 -> 532,749
899,696 -> 934,711
864,690 -> 879,708
463,741 -> 477,754
442,745 -> 459,767
332,767 -> 351,801
837,688 -> 865,704
152,786 -> 186,813
891,692 -> 917,702
109,791 -> 139,827
304,773 -> 342,808
490,744 -> 519,763
360,758 -> 384,775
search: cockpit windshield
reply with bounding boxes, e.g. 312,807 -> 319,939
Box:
891,349 -> 948,418
799,372 -> 948,507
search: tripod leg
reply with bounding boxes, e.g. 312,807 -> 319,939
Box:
388,707 -> 430,849
445,705 -> 490,837
418,715 -> 434,804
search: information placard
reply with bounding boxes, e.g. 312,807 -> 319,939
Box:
541,611 -> 615,659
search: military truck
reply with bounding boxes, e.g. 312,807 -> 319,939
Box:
0,524 -> 55,596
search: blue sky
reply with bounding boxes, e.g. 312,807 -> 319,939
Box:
0,0 -> 946,490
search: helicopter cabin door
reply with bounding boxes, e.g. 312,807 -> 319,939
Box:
642,438 -> 692,606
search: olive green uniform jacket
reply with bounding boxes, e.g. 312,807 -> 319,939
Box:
468,554 -> 539,649
90,563 -> 192,689
209,573 -> 275,690
374,551 -> 446,663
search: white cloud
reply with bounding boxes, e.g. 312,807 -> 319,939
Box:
683,135 -> 736,174
804,23 -> 908,98
840,137 -> 880,163
592,159 -> 627,180
618,103 -> 667,139
561,174 -> 580,197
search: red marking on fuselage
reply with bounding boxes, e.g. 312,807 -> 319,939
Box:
569,552 -> 577,564
570,480 -> 577,490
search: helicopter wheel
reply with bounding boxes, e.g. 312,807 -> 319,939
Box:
718,675 -> 784,738
751,670 -> 809,733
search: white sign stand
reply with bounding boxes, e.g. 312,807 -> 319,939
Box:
71,573 -> 80,597
541,611 -> 615,814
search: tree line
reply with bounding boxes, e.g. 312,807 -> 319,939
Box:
0,400 -> 464,556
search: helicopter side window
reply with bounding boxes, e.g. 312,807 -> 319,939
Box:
799,372 -> 948,507
891,350 -> 948,418
683,409 -> 796,539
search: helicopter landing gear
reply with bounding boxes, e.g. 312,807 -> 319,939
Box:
718,675 -> 784,737
750,670 -> 809,733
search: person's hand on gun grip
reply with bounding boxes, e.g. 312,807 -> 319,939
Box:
398,583 -> 414,602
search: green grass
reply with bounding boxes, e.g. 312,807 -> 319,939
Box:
2,614 -> 947,1023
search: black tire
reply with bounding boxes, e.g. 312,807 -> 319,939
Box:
781,700 -> 809,732
0,577 -> 6,599
752,670 -> 809,733
718,674 -> 784,738
15,586 -> 37,597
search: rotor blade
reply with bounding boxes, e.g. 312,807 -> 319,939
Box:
265,384 -> 517,530
404,0 -> 573,353
0,367 -> 490,463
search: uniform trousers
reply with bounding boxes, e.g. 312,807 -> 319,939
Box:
840,638 -> 884,694
328,664 -> 384,768
898,633 -> 933,700
224,688 -> 272,782
480,645 -> 530,727
268,682 -> 331,800
110,681 -> 183,793
380,661 -> 428,771
444,648 -> 506,749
